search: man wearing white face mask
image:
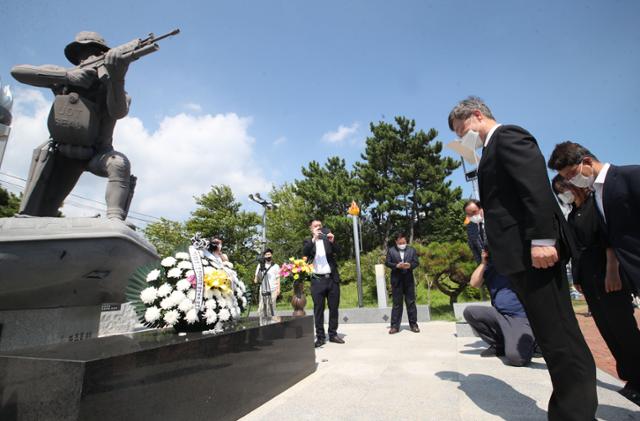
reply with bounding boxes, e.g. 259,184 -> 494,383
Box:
549,142 -> 640,406
553,177 -> 575,220
448,96 -> 596,421
549,171 -> 640,406
464,199 -> 487,264
384,233 -> 420,334
549,141 -> 640,295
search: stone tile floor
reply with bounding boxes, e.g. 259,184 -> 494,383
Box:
242,322 -> 639,420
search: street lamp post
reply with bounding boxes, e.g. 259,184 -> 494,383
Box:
248,192 -> 278,318
445,135 -> 483,200
248,192 -> 276,249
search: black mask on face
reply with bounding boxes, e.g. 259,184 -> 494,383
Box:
265,256 -> 272,262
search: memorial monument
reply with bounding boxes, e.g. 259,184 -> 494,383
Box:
0,30 -> 182,350
0,29 -> 316,420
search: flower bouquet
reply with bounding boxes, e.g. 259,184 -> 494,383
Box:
278,257 -> 313,282
278,257 -> 313,316
126,234 -> 248,332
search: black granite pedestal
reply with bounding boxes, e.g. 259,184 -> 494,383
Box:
0,316 -> 316,421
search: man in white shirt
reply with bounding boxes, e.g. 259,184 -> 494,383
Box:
303,219 -> 344,348
254,248 -> 280,317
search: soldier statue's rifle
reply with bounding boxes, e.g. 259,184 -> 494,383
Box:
78,28 -> 180,80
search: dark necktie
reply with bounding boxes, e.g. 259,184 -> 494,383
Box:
479,222 -> 487,249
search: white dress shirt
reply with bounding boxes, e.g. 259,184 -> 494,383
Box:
483,123 -> 502,147
593,163 -> 611,223
313,239 -> 332,274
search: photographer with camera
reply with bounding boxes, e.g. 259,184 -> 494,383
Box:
254,249 -> 280,317
303,219 -> 344,348
208,237 -> 229,264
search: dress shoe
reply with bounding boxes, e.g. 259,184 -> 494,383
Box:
619,383 -> 640,407
532,343 -> 543,358
389,327 -> 399,334
410,324 -> 420,333
480,345 -> 504,357
329,335 -> 345,344
314,339 -> 325,348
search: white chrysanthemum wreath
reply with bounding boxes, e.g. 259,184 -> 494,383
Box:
127,234 -> 248,331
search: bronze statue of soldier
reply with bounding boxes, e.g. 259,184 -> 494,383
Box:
12,31 -> 137,220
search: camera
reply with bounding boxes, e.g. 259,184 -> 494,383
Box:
320,227 -> 330,240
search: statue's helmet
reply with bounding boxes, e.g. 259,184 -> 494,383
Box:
64,31 -> 110,65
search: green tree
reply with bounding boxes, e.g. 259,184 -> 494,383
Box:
185,185 -> 261,282
355,117 -> 462,246
265,183 -> 311,261
423,199 -> 468,243
143,217 -> 189,257
414,241 -> 476,306
295,157 -> 362,259
0,186 -> 20,217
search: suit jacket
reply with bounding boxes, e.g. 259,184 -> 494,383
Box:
478,125 -> 575,275
568,194 -> 608,296
385,245 -> 419,284
466,222 -> 485,264
302,237 -> 341,282
600,164 -> 640,292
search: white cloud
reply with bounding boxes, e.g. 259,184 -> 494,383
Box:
273,136 -> 287,146
2,88 -> 272,222
322,122 -> 359,143
183,102 -> 202,113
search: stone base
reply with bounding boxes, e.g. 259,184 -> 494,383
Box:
0,306 -> 101,352
98,302 -> 142,337
456,321 -> 479,337
0,216 -> 158,310
453,302 -> 491,338
452,301 -> 491,320
254,306 -> 431,324
0,316 -> 316,421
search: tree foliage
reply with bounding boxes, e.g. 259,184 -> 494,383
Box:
355,117 -> 462,247
143,217 -> 189,257
185,185 -> 261,265
414,241 -> 476,305
0,186 -> 20,217
265,183 -> 311,261
295,157 -> 362,259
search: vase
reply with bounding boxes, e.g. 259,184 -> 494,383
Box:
291,280 -> 306,316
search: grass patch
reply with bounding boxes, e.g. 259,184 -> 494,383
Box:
270,280 -> 482,321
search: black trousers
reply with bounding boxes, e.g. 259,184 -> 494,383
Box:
581,281 -> 640,387
310,275 -> 340,340
390,276 -> 418,328
509,265 -> 597,421
463,305 -> 535,366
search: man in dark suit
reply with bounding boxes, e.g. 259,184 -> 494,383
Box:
384,233 -> 420,334
303,219 -> 344,348
549,141 -> 640,405
448,96 -> 597,421
464,199 -> 487,263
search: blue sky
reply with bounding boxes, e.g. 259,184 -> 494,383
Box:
1,0 -> 639,221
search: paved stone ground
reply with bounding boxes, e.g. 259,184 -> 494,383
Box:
241,322 -> 639,420
574,302 -> 640,380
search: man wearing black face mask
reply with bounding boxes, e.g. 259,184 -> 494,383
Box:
254,249 -> 280,317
